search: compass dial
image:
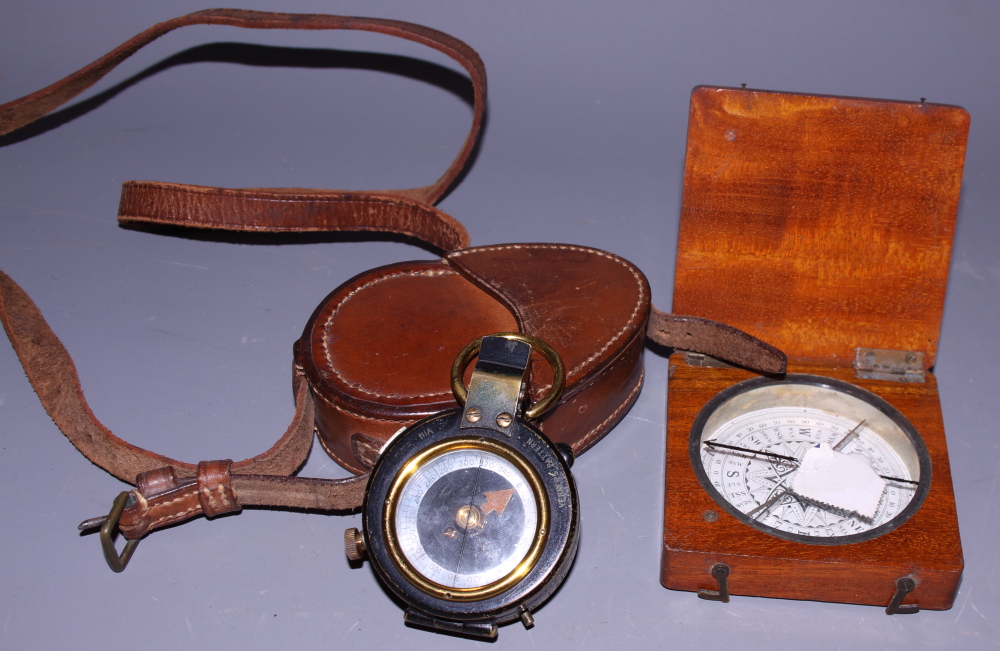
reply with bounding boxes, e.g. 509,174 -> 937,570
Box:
691,375 -> 931,545
362,410 -> 578,630
383,437 -> 550,600
393,446 -> 540,591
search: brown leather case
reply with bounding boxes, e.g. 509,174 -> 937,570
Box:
297,244 -> 650,473
661,86 -> 968,609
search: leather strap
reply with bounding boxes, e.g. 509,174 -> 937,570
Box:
119,463 -> 367,539
0,270 -> 316,481
0,268 -> 368,537
646,307 -> 786,374
118,183 -> 470,253
0,9 -> 481,252
0,11 -> 786,542
0,10 -> 477,537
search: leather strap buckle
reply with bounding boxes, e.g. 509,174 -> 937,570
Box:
88,492 -> 141,573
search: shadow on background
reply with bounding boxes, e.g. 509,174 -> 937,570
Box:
120,224 -> 452,255
1,41 -> 486,246
1,41 -> 475,148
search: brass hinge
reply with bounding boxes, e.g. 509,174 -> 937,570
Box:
684,352 -> 735,369
855,348 -> 925,383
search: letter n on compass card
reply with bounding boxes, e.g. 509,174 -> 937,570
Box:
661,86 -> 969,612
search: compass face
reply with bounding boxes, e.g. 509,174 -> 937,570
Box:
383,437 -> 550,600
690,375 -> 931,545
392,445 -> 541,592
364,410 -> 578,626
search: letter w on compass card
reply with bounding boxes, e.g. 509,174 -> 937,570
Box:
661,86 -> 969,612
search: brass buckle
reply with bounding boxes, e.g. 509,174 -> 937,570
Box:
99,492 -> 140,573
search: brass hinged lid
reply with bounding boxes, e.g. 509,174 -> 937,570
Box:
672,86 -> 969,369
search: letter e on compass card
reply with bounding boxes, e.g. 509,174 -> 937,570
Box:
661,86 -> 969,612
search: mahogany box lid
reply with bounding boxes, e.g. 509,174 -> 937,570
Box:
672,86 -> 970,369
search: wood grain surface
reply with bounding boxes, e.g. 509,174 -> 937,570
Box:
672,87 -> 969,368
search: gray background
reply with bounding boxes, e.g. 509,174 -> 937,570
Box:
1,1 -> 997,648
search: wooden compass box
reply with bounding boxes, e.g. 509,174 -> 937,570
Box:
661,86 -> 969,609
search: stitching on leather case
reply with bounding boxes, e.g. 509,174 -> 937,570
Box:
556,331 -> 640,426
563,330 -> 640,399
146,492 -> 190,511
572,365 -> 644,452
322,318 -> 644,470
149,504 -> 202,530
451,244 -> 646,382
217,487 -> 234,509
312,385 -> 416,422
320,246 -> 645,406
351,433 -> 382,468
317,430 -> 369,475
321,268 -> 456,398
201,487 -> 219,513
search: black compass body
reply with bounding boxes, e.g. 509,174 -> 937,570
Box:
347,334 -> 579,639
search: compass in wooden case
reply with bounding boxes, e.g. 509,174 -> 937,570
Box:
661,86 -> 969,611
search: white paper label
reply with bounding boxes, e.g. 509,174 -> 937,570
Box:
791,442 -> 886,519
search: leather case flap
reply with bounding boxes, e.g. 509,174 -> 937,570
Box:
447,244 -> 649,399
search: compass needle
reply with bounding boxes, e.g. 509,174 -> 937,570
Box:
452,460 -> 485,586
483,489 -> 516,516
749,487 -> 788,520
703,440 -> 799,463
833,419 -> 866,451
693,377 -> 928,543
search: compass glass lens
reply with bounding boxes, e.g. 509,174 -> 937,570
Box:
693,378 -> 928,542
392,445 -> 540,591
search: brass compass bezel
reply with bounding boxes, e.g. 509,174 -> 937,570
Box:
382,436 -> 551,601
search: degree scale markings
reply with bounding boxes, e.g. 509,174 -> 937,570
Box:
394,448 -> 539,590
701,408 -> 918,538
703,439 -> 918,485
